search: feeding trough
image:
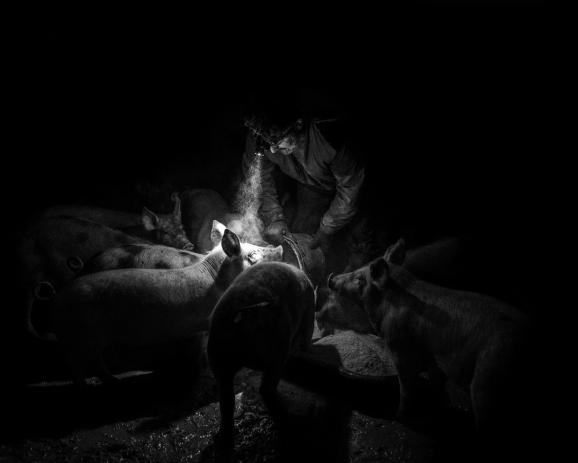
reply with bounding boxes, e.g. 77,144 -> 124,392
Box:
282,232 -> 326,287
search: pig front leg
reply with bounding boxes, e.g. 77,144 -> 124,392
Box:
392,350 -> 422,421
215,370 -> 235,462
64,338 -> 111,388
260,326 -> 292,418
296,297 -> 316,353
259,363 -> 285,419
426,361 -> 447,414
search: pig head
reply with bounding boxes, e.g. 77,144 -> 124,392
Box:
43,192 -> 194,251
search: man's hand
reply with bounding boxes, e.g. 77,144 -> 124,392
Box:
264,219 -> 289,246
309,228 -> 333,253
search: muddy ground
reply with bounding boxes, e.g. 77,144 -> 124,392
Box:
0,330 -> 485,463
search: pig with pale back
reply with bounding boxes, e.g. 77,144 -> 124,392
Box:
44,221 -> 283,385
43,192 -> 194,251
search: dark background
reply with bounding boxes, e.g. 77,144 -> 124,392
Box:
11,49 -> 545,235
0,21 -> 554,462
10,42 -> 546,250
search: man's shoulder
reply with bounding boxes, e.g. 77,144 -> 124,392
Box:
312,118 -> 350,153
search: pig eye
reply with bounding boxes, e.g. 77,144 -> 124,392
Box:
247,250 -> 260,263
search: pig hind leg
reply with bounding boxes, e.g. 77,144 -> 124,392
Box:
208,340 -> 239,457
213,368 -> 236,460
259,361 -> 286,418
260,327 -> 292,417
65,346 -> 92,387
64,339 -> 110,387
470,352 -> 521,456
470,332 -> 537,462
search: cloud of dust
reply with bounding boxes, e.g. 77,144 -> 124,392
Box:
231,155 -> 266,244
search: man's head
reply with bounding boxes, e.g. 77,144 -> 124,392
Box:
270,130 -> 302,155
245,113 -> 305,156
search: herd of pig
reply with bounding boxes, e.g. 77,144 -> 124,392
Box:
17,187 -> 530,459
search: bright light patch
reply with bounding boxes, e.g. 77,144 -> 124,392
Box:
232,155 -> 265,244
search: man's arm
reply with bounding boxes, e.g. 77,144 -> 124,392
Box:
320,145 -> 365,233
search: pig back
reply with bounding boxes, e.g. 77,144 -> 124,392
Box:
21,216 -> 143,286
209,262 -> 314,370
42,205 -> 142,229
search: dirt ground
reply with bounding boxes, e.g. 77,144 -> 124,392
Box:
0,331 -> 479,463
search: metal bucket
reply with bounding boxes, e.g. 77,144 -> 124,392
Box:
282,233 -> 326,287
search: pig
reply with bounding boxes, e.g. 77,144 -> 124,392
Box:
327,238 -> 529,444
45,221 -> 283,386
316,237 -> 490,338
180,189 -> 241,253
73,243 -> 203,276
43,192 -> 194,251
19,216 -> 147,338
207,261 -> 315,458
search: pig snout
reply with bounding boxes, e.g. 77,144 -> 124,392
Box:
264,245 -> 283,261
326,272 -> 357,297
175,236 -> 195,251
157,228 -> 195,251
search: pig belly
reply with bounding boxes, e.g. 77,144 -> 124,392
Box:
113,312 -> 203,348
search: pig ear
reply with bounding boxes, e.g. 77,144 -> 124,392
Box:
221,229 -> 241,257
369,258 -> 389,289
171,192 -> 182,220
384,238 -> 406,265
142,207 -> 159,231
211,220 -> 227,246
